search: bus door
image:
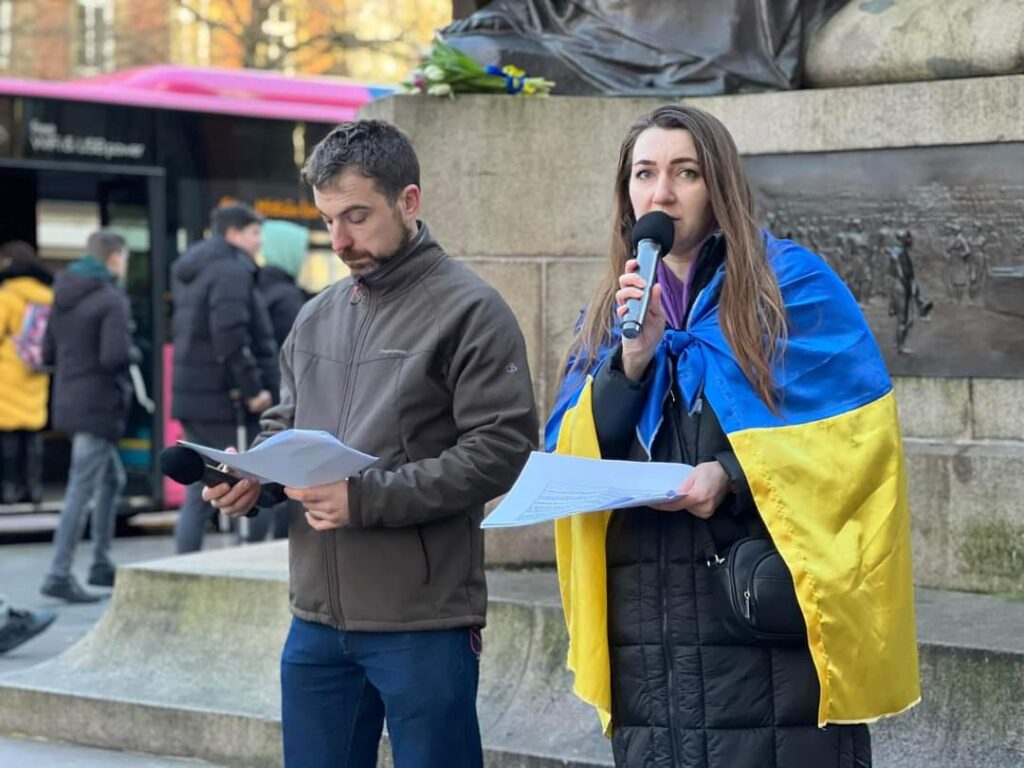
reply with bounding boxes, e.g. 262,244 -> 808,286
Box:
97,174 -> 168,510
0,160 -> 167,515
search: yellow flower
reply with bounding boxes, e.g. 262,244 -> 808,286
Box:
523,82 -> 537,95
502,65 -> 526,78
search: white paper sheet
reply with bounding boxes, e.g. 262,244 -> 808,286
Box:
481,452 -> 693,528
178,429 -> 377,488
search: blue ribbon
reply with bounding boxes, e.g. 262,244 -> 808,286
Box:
486,65 -> 525,94
663,329 -> 708,412
637,330 -> 708,455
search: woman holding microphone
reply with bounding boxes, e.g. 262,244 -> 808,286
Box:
548,105 -> 919,767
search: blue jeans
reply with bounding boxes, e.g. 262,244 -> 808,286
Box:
280,616 -> 483,768
48,432 -> 125,579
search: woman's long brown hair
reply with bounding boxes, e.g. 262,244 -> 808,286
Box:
562,105 -> 786,408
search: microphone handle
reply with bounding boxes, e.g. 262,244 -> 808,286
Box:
199,465 -> 259,518
621,239 -> 662,339
200,465 -> 241,488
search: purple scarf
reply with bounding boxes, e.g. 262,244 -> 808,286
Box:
657,258 -> 696,331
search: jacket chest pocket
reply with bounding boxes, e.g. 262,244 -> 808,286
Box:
292,352 -> 348,432
340,354 -> 409,460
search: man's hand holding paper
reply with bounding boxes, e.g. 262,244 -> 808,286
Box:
180,428 -> 377,488
202,447 -> 261,516
285,480 -> 350,531
192,429 -> 376,528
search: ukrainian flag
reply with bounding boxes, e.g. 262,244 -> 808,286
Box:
549,235 -> 920,733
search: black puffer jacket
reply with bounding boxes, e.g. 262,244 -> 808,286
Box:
43,257 -> 133,442
592,238 -> 871,768
170,236 -> 279,423
256,265 -> 307,347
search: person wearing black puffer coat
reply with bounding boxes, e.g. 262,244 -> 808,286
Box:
547,106 -> 919,767
591,259 -> 870,767
170,203 -> 279,553
41,231 -> 133,603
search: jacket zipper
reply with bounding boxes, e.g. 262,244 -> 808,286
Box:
338,281 -> 376,434
324,280 -> 377,628
659,519 -> 681,767
321,536 -> 339,625
661,385 -> 684,766
664,381 -> 707,761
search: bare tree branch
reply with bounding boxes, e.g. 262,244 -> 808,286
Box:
281,29 -> 405,56
169,0 -> 437,75
175,0 -> 240,37
222,0 -> 250,34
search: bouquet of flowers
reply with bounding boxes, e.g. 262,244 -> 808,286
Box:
403,34 -> 555,98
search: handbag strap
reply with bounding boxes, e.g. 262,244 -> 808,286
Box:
702,512 -> 767,565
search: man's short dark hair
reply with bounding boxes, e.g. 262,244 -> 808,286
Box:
301,120 -> 420,203
86,230 -> 127,260
211,203 -> 264,236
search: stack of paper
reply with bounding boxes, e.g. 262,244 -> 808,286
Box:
481,452 -> 692,528
179,429 -> 377,488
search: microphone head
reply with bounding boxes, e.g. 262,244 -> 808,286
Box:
631,211 -> 676,254
159,446 -> 205,485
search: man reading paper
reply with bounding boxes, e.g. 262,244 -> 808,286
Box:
204,120 -> 538,768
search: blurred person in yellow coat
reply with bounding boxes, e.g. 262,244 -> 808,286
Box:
0,241 -> 53,505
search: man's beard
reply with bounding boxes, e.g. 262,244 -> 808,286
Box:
340,224 -> 412,277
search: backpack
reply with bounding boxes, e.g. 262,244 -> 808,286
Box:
13,301 -> 51,371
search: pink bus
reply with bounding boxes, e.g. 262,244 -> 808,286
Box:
0,66 -> 391,514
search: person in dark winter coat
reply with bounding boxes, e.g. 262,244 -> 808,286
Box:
249,219 -> 310,541
547,106 -> 918,767
41,230 -> 133,604
170,203 -> 279,553
203,120 -> 538,768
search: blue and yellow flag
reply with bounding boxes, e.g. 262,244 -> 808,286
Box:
549,235 -> 920,732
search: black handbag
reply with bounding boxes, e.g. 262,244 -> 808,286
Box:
705,525 -> 806,645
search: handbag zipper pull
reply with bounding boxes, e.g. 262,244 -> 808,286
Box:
743,589 -> 752,620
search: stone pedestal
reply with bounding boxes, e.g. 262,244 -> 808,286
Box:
806,0 -> 1024,88
362,79 -> 1024,591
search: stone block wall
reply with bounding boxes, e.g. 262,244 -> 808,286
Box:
898,378 -> 1024,593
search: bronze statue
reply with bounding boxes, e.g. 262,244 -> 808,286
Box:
444,0 -> 848,95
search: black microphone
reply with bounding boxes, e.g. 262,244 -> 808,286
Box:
621,211 -> 676,339
159,446 -> 261,518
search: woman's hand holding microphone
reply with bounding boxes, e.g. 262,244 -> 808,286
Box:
615,258 -> 667,382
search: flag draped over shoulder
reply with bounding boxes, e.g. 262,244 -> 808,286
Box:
548,235 -> 920,732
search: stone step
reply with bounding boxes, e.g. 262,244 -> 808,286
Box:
1,543 -> 1021,767
0,543 -> 606,768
